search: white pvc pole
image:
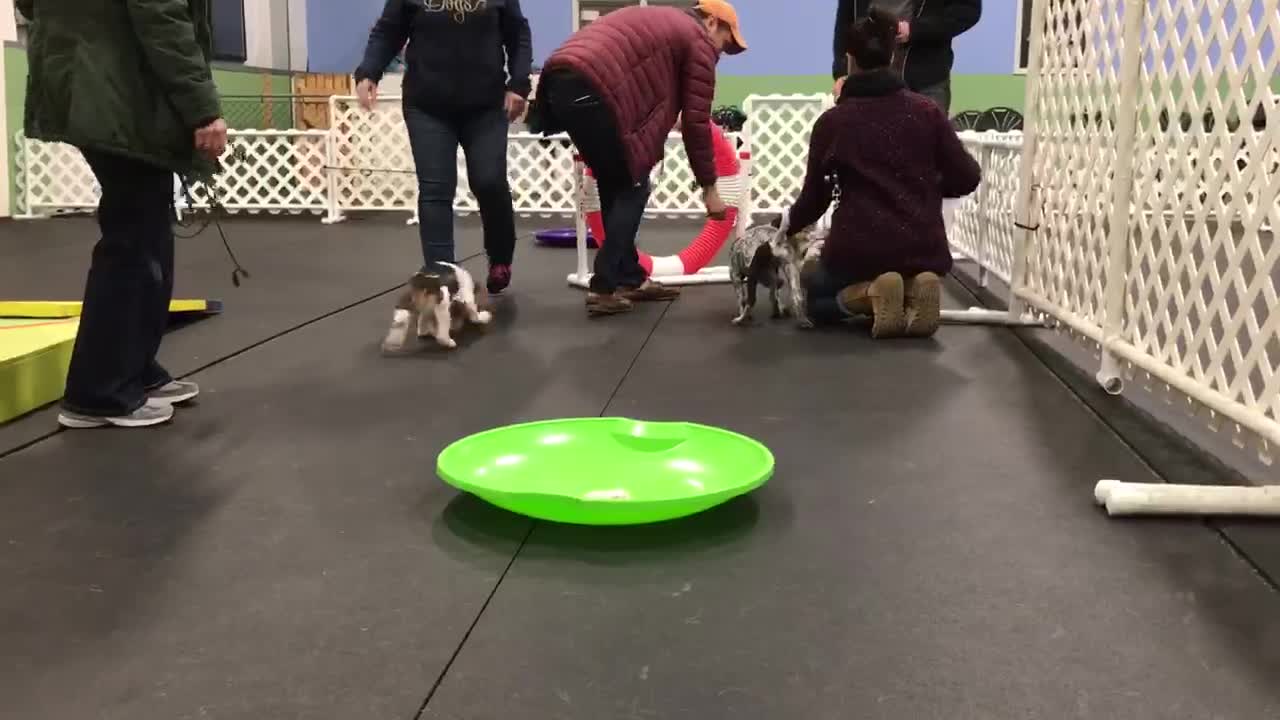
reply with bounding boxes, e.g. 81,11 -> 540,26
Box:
1008,0 -> 1049,320
1094,480 -> 1280,518
1096,0 -> 1149,396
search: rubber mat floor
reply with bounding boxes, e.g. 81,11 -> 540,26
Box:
1,216 -> 1279,720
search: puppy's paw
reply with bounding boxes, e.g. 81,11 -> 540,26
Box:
435,336 -> 458,349
475,310 -> 493,324
797,316 -> 816,330
732,313 -> 752,326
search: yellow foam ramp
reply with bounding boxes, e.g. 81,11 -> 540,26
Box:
0,318 -> 79,424
0,299 -> 221,319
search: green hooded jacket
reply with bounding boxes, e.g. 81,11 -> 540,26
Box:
18,0 -> 222,178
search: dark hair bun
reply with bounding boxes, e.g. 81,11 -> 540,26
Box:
846,6 -> 899,71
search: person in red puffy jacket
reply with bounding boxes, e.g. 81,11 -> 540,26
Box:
536,0 -> 747,317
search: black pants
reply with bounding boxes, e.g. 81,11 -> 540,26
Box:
543,71 -> 649,293
62,150 -> 175,416
404,103 -> 516,267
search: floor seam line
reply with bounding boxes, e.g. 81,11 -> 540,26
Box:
175,250 -> 487,381
947,270 -> 1280,597
411,520 -> 537,720
0,251 -> 484,461
412,299 -> 673,718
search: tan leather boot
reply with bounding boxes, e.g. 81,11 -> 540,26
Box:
904,272 -> 942,338
839,272 -> 906,338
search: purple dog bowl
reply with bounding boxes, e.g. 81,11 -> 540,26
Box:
535,228 -> 598,249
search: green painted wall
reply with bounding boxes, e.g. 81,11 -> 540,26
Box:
6,45 -> 28,216
714,73 -> 1029,112
212,64 -> 294,130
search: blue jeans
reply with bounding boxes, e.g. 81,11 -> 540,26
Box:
801,259 -> 859,325
403,104 -> 516,267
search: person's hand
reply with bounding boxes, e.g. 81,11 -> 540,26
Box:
833,76 -> 846,97
504,92 -> 528,123
704,186 -> 728,220
356,78 -> 379,111
897,20 -> 911,43
193,118 -> 228,160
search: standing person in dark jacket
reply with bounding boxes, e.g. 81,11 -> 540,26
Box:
783,7 -> 980,339
832,0 -> 981,113
354,0 -> 533,295
21,0 -> 225,429
536,0 -> 747,317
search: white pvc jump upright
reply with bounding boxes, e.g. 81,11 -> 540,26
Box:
566,147 -> 750,289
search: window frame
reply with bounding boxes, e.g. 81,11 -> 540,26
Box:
211,0 -> 249,64
1015,0 -> 1032,74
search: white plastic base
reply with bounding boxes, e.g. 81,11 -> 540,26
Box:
1094,479 -> 1280,517
940,307 -> 1048,327
568,266 -> 731,288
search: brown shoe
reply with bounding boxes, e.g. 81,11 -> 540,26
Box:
586,292 -> 633,316
619,280 -> 680,302
839,272 -> 905,339
904,272 -> 942,338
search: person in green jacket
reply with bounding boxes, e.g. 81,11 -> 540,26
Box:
19,0 -> 228,429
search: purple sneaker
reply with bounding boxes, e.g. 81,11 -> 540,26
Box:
487,264 -> 512,295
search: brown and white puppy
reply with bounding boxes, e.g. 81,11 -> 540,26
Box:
381,262 -> 491,353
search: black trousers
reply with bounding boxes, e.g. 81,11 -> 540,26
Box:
543,71 -> 649,293
62,150 -> 176,416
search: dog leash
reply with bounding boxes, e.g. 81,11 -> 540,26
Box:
176,146 -> 251,287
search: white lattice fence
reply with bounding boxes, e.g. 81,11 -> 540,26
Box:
1013,0 -> 1280,455
14,130 -> 330,217
951,132 -> 1024,286
14,133 -> 98,217
325,97 -> 417,221
741,94 -> 831,215
187,131 -> 329,214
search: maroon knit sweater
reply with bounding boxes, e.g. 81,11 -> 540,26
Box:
789,70 -> 981,282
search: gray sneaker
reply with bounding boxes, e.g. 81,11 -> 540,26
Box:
58,402 -> 174,429
148,380 -> 200,405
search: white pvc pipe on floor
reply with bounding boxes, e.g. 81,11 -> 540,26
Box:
1094,480 -> 1280,517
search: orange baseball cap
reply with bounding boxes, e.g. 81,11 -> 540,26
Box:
695,0 -> 748,55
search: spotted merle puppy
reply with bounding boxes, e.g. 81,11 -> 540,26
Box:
381,262 -> 491,353
729,215 -> 820,326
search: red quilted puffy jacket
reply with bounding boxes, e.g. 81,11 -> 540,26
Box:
543,6 -> 720,188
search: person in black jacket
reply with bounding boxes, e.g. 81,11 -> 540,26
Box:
832,0 -> 980,113
355,0 -> 532,295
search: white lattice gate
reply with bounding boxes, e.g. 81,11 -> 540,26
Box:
1014,0 -> 1279,457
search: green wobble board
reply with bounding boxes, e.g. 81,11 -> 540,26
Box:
0,299 -> 223,319
0,299 -> 222,424
437,417 -> 774,525
0,318 -> 79,424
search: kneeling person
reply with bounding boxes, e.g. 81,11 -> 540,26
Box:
784,8 -> 980,338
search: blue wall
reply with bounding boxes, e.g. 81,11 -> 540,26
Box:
306,0 -> 574,73
305,0 -> 1022,76
718,0 -> 1018,75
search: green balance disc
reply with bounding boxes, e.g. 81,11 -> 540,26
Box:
436,417 -> 774,525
